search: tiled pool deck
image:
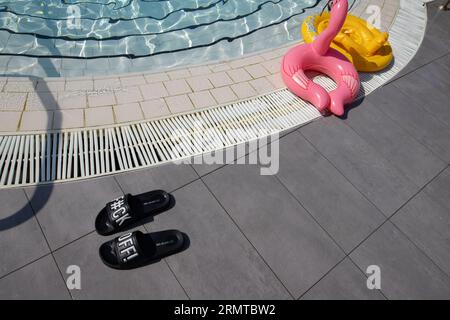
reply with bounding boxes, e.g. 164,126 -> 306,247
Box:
0,0 -> 400,133
0,1 -> 449,300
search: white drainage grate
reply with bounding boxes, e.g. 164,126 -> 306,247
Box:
0,0 -> 427,188
0,91 -> 321,187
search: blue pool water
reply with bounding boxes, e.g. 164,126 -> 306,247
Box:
0,0 -> 356,77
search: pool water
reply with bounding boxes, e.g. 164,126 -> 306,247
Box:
0,0 -> 355,77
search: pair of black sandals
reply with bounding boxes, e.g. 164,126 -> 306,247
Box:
95,190 -> 187,270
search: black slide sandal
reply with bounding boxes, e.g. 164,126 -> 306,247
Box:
95,190 -> 172,236
99,230 -> 186,270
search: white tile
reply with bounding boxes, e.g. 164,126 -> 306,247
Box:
114,102 -> 144,123
165,95 -> 194,113
209,63 -> 231,73
187,76 -> 213,92
53,109 -> 84,129
230,55 -> 265,69
262,58 -> 282,74
164,79 -> 191,95
65,80 -> 94,92
209,72 -> 233,87
140,99 -> 171,119
94,78 -> 121,90
88,92 -> 116,107
4,81 -> 36,92
140,83 -> 169,100
249,78 -> 275,94
36,80 -> 65,92
210,87 -> 237,104
227,69 -> 252,83
167,69 -> 191,80
20,111 -> 53,131
58,93 -> 87,109
120,76 -> 146,87
245,64 -> 270,78
26,92 -> 58,111
0,93 -> 27,111
115,86 -> 143,104
144,72 -> 169,83
189,66 -> 211,76
231,82 -> 258,99
0,111 -> 20,132
189,91 -> 217,109
85,106 -> 115,127
266,74 -> 285,89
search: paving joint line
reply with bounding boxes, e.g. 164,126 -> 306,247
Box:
23,188 -> 74,300
200,178 -> 296,300
142,223 -> 192,300
340,164 -> 450,276
369,92 -> 450,165
0,252 -> 52,283
295,131 -> 450,285
340,112 -> 446,189
297,129 -> 390,219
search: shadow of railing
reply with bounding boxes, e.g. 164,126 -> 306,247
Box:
0,37 -> 65,231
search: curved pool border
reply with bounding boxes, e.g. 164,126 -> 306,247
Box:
0,0 -> 399,133
0,0 -> 427,188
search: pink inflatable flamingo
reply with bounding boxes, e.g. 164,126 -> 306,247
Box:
281,0 -> 360,116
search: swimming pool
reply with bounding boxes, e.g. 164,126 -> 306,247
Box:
0,0 -> 355,77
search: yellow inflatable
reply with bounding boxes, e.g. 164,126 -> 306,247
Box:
302,12 -> 393,72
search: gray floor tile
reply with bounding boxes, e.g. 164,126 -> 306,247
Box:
344,98 -> 446,188
25,177 -> 123,250
367,84 -> 450,163
428,2 -> 450,31
147,180 -> 291,300
392,192 -> 450,275
300,117 -> 418,216
393,69 -> 450,127
416,58 -> 450,93
424,167 -> 450,212
0,255 -> 70,300
436,54 -> 450,74
191,163 -> 224,177
426,5 -> 450,44
274,132 -> 385,253
301,258 -> 385,300
53,230 -> 187,299
190,150 -> 228,177
115,163 -> 198,194
203,164 -> 344,298
0,189 -> 49,278
350,222 -> 450,299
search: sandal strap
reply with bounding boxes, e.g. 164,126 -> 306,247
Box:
114,232 -> 143,265
105,194 -> 134,228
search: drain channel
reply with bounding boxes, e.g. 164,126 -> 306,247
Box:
0,90 -> 321,187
